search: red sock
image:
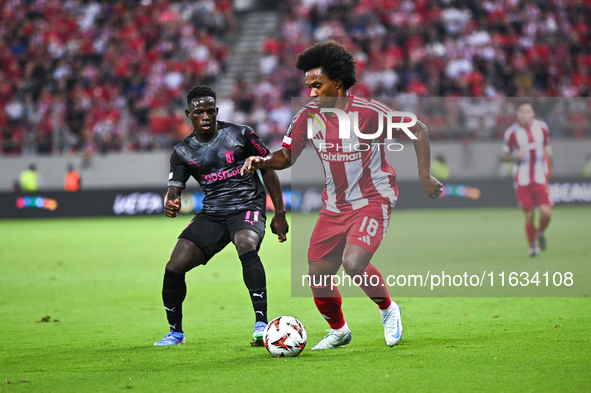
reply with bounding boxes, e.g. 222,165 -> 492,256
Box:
525,222 -> 536,248
538,216 -> 550,233
359,264 -> 392,310
311,284 -> 345,329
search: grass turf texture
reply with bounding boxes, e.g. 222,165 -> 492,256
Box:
0,207 -> 589,392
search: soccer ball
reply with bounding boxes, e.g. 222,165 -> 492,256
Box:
263,316 -> 307,357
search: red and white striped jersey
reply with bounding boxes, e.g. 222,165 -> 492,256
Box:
502,118 -> 550,186
282,95 -> 401,213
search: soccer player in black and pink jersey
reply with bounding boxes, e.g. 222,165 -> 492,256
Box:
155,85 -> 289,347
242,42 -> 442,349
502,100 -> 553,257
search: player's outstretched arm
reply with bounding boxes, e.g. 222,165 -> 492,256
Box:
411,120 -> 443,199
241,147 -> 293,175
163,186 -> 182,218
261,169 -> 289,243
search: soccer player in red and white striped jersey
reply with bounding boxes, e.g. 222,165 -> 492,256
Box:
286,94 -> 401,213
502,100 -> 553,257
242,42 -> 442,349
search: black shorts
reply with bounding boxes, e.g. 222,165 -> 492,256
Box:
178,208 -> 266,263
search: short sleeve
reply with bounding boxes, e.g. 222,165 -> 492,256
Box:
168,148 -> 190,189
282,114 -> 308,156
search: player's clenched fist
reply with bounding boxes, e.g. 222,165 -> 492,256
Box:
164,197 -> 180,218
270,212 -> 289,243
420,175 -> 443,199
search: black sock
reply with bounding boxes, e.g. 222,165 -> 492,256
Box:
162,268 -> 186,333
239,250 -> 267,323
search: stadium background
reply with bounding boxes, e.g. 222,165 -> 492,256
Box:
1,0 -> 590,212
0,0 -> 591,185
1,2 -> 590,391
0,0 -> 591,204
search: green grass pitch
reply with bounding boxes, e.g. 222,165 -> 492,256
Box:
1,207 -> 589,392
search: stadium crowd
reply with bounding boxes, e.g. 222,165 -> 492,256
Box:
243,0 -> 591,145
1,0 -> 233,156
1,0 -> 590,156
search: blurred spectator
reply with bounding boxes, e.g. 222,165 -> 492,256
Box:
2,0 -> 591,157
18,163 -> 43,192
249,0 -> 591,143
432,154 -> 451,180
64,163 -> 81,192
1,0 -> 233,155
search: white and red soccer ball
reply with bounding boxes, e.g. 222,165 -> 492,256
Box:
263,316 -> 307,357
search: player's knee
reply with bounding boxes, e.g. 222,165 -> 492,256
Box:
307,259 -> 340,277
166,240 -> 206,273
236,241 -> 258,257
234,230 -> 260,256
523,210 -> 535,222
342,252 -> 369,277
165,259 -> 187,274
342,262 -> 367,278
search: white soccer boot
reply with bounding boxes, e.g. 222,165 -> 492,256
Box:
382,302 -> 403,347
311,329 -> 352,350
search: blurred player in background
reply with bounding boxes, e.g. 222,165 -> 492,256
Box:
502,100 -> 553,257
242,42 -> 442,349
155,85 -> 288,346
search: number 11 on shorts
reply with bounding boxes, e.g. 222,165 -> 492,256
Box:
245,210 -> 259,225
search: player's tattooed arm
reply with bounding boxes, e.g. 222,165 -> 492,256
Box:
164,186 -> 182,218
411,120 -> 443,199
